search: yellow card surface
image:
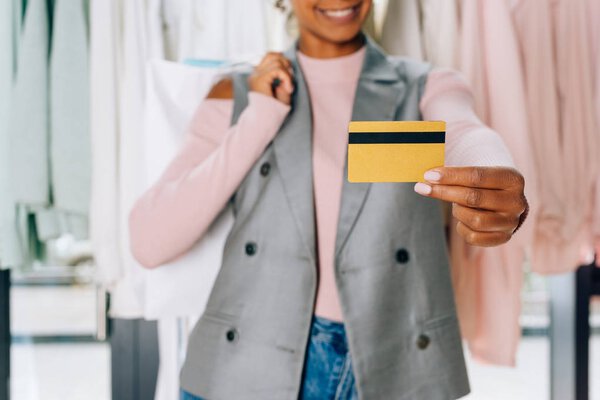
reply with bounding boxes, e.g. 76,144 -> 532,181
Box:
348,121 -> 445,183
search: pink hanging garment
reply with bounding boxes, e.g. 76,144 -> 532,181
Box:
551,0 -> 598,269
510,0 -> 574,274
513,0 -> 598,273
453,0 -> 539,366
587,0 -> 600,265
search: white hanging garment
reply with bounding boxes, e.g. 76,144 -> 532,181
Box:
419,0 -> 458,67
90,0 -> 162,318
154,316 -> 200,400
380,0 -> 424,60
112,0 -> 154,318
379,0 -> 458,67
264,0 -> 297,52
143,60 -> 237,400
142,59 -> 234,320
227,0 -> 269,59
162,0 -> 269,62
147,0 -> 166,61
90,0 -> 123,289
154,318 -> 181,400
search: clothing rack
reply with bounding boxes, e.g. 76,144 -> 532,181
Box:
109,317 -> 159,400
550,257 -> 598,400
575,259 -> 600,400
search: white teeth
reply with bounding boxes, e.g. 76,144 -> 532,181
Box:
322,7 -> 354,18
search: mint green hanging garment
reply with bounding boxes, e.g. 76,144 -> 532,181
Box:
9,0 -> 50,207
0,0 -> 24,268
47,0 -> 90,241
8,0 -> 50,269
49,0 -> 90,217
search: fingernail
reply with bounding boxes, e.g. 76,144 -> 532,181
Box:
414,182 -> 432,195
424,170 -> 441,182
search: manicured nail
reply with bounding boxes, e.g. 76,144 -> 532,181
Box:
424,170 -> 441,182
414,182 -> 432,195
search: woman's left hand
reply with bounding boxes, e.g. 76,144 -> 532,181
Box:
414,166 -> 528,247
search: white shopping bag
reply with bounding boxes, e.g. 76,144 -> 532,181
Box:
142,59 -> 235,320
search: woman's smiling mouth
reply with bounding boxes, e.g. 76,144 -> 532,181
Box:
315,2 -> 362,24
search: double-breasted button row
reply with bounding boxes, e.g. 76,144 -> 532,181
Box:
260,162 -> 271,177
416,334 -> 430,350
396,248 -> 410,264
226,328 -> 237,342
245,242 -> 257,256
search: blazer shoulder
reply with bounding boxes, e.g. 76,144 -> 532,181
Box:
386,55 -> 432,81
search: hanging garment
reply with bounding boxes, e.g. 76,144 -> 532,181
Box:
154,316 -> 199,400
90,0 -> 149,318
380,0 -> 424,60
590,0 -> 600,264
453,0 -> 539,366
112,0 -> 157,317
40,0 -> 92,258
6,0 -> 92,269
553,0 -> 599,262
264,0 -> 297,52
142,59 -> 234,320
0,0 -> 22,268
8,0 -> 52,268
9,0 -> 50,207
49,0 -> 91,216
510,0 -> 598,273
380,0 -> 458,68
163,0 -> 269,62
510,0 -> 564,273
419,0 -> 459,68
89,0 -> 123,286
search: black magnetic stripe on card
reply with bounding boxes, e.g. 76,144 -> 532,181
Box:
348,132 -> 446,144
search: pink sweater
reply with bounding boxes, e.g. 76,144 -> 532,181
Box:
129,47 -> 513,322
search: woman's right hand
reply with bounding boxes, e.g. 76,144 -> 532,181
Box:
248,52 -> 295,105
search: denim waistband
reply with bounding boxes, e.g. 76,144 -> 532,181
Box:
311,315 -> 348,354
312,315 -> 346,333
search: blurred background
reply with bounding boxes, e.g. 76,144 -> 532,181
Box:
1,0 -> 599,399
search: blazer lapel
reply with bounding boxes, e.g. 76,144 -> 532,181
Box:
272,46 -> 317,263
335,38 -> 408,258
272,38 -> 408,262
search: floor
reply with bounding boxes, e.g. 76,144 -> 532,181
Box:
8,285 -> 600,400
11,343 -> 110,400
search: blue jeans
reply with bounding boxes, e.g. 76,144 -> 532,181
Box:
180,315 -> 358,400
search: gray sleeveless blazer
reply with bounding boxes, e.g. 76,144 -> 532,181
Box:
180,37 -> 470,400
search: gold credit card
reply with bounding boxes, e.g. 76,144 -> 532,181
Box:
347,121 -> 446,183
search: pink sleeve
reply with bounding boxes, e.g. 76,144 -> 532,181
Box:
420,68 -> 515,168
129,92 -> 290,268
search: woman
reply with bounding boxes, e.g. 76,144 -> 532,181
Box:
130,0 -> 528,399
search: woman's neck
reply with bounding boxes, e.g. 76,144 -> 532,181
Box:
297,31 -> 365,59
